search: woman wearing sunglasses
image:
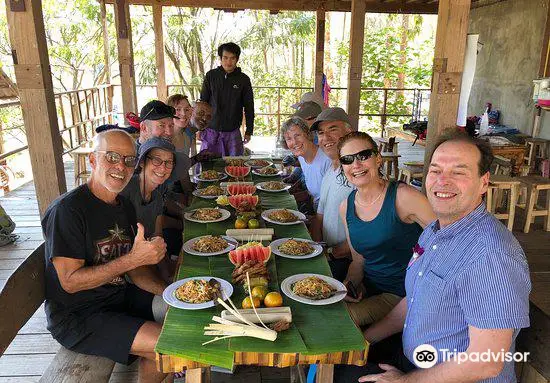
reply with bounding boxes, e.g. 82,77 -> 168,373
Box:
337,132 -> 435,327
280,116 -> 331,211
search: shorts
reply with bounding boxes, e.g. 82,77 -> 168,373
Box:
54,285 -> 155,365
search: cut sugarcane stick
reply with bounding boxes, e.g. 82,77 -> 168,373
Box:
220,181 -> 254,187
226,228 -> 274,236
231,235 -> 272,242
204,323 -> 276,341
221,307 -> 292,324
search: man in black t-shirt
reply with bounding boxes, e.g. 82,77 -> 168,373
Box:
43,129 -> 169,382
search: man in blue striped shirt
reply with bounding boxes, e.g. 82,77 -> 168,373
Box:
360,131 -> 531,383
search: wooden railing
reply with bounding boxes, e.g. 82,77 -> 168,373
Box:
0,85 -> 114,161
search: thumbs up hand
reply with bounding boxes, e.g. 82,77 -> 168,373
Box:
128,223 -> 167,267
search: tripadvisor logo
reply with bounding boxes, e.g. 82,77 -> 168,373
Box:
413,344 -> 438,368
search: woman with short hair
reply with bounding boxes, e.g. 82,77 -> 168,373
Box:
280,116 -> 331,210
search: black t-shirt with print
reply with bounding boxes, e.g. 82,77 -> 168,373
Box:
42,184 -> 137,337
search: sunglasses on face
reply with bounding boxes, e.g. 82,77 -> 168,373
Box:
339,149 -> 377,165
147,155 -> 175,169
96,151 -> 137,168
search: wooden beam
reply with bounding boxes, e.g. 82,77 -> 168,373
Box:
103,0 -> 438,14
346,0 -> 366,130
539,0 -> 550,77
5,0 -> 67,215
100,0 -> 111,84
153,4 -> 168,101
114,0 -> 138,122
424,0 -> 471,162
314,9 -> 325,97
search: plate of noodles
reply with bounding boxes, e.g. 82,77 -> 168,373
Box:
184,208 -> 231,223
252,166 -> 282,177
261,209 -> 305,225
256,181 -> 291,193
163,276 -> 233,310
182,235 -> 237,256
281,273 -> 346,306
269,238 -> 323,259
192,185 -> 226,199
194,170 -> 227,182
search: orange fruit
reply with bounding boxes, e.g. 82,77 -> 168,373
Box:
235,218 -> 247,229
242,296 -> 261,309
251,285 -> 269,301
264,292 -> 283,308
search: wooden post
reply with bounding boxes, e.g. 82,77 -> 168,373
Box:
346,0 -> 366,130
314,9 -> 325,97
153,4 -> 168,101
114,0 -> 138,123
5,0 -> 67,215
424,0 -> 471,164
100,0 -> 111,84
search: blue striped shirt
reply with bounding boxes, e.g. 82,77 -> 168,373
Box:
403,203 -> 531,382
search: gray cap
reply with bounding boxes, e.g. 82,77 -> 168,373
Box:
310,107 -> 352,131
293,101 -> 322,120
137,137 -> 176,167
291,92 -> 325,110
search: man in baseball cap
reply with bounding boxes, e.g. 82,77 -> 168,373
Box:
138,100 -> 178,147
291,91 -> 326,110
293,101 -> 322,128
309,107 -> 354,281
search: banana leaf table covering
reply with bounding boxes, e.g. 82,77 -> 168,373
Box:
155,160 -> 369,372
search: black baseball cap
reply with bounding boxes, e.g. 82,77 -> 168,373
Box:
139,100 -> 178,122
95,123 -> 138,134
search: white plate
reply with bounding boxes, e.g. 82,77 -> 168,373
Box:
244,159 -> 273,168
256,181 -> 291,193
252,169 -> 282,177
194,172 -> 227,182
281,273 -> 346,306
182,235 -> 237,256
163,276 -> 233,310
270,238 -> 323,259
184,208 -> 231,223
192,188 -> 226,199
261,209 -> 306,225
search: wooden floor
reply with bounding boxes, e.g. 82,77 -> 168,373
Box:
0,141 -> 548,382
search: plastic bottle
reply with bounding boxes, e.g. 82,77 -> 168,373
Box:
479,106 -> 489,136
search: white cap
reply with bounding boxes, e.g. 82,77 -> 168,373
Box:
291,92 -> 326,110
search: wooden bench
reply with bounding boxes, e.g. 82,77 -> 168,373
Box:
0,244 -> 116,382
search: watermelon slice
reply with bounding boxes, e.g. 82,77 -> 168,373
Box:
228,194 -> 259,210
225,166 -> 251,178
229,244 -> 271,265
227,184 -> 257,195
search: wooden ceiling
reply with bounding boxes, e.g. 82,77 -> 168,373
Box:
103,0 -> 488,15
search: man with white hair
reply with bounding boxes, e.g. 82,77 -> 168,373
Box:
43,129 -> 169,383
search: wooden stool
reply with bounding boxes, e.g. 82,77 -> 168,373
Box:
377,137 -> 399,155
516,175 -> 550,233
398,165 -> 424,185
492,155 -> 513,176
524,137 -> 549,171
71,144 -> 93,186
486,175 -> 520,231
381,153 -> 401,180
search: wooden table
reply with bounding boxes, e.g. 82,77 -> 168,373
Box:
155,161 -> 368,382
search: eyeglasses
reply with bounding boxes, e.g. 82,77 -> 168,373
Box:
339,149 -> 377,165
96,151 -> 137,167
147,155 -> 175,169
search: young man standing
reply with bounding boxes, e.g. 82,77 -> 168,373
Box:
200,42 -> 254,156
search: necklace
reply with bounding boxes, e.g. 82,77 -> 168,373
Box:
355,182 -> 387,207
